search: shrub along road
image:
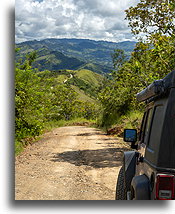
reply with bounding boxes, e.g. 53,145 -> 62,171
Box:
15,126 -> 129,200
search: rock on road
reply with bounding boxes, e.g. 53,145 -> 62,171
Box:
15,126 -> 129,200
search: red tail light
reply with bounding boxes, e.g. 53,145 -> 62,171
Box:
156,174 -> 175,200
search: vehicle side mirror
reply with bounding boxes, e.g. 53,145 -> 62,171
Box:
124,129 -> 137,143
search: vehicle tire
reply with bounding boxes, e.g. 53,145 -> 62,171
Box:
115,166 -> 126,200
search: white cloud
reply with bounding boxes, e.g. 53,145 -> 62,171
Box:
15,0 -> 139,43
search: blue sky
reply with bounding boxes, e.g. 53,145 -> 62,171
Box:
15,0 -> 139,43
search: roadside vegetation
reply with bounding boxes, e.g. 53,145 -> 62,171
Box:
15,53 -> 100,155
98,0 -> 175,131
15,0 -> 175,155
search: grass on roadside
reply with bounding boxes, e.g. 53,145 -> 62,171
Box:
116,110 -> 143,130
98,110 -> 143,137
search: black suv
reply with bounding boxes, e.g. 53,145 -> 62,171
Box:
116,70 -> 175,200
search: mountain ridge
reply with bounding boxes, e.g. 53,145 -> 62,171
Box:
16,38 -> 136,74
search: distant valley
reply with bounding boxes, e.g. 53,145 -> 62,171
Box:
16,38 -> 136,74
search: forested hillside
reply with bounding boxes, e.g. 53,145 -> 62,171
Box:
16,39 -> 136,74
15,0 -> 175,155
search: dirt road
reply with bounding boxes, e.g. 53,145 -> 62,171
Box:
15,126 -> 129,200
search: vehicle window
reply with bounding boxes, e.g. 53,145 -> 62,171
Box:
148,105 -> 164,151
139,112 -> 146,142
143,108 -> 153,144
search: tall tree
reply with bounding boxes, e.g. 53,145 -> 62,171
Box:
125,0 -> 175,38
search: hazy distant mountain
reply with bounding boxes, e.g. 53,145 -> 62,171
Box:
16,38 -> 136,73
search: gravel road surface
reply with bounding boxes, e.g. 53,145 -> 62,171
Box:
15,126 -> 129,200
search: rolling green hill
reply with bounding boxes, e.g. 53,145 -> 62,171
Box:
16,38 -> 136,74
16,46 -> 86,71
15,38 -> 135,109
55,69 -> 104,102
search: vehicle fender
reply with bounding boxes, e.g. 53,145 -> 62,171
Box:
123,151 -> 138,171
131,174 -> 150,200
123,151 -> 139,191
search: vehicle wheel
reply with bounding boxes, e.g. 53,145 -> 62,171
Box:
115,166 -> 127,200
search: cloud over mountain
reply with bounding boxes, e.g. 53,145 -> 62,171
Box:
15,0 -> 138,43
